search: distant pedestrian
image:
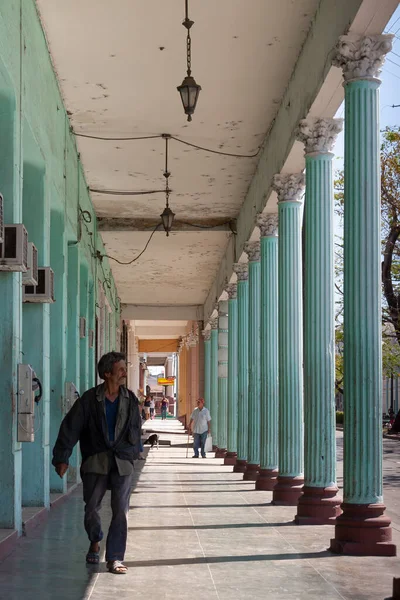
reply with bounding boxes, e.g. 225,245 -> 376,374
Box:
161,397 -> 168,420
144,395 -> 151,420
149,395 -> 155,419
188,398 -> 211,458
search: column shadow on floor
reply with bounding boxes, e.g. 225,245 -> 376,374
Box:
130,504 -> 272,509
124,550 -> 332,568
128,522 -> 294,531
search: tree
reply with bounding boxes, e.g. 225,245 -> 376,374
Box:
381,126 -> 400,345
334,126 -> 400,392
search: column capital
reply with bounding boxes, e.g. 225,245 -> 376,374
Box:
257,213 -> 278,237
244,241 -> 261,262
332,34 -> 393,82
202,329 -> 211,341
233,262 -> 248,281
272,173 -> 305,203
296,117 -> 343,155
210,317 -> 219,330
226,283 -> 237,299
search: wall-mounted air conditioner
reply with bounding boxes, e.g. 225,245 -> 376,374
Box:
79,316 -> 87,338
22,242 -> 38,286
23,267 -> 54,303
0,193 -> 4,244
0,224 -> 28,272
64,381 -> 79,414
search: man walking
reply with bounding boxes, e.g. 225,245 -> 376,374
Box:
52,352 -> 141,574
188,398 -> 211,458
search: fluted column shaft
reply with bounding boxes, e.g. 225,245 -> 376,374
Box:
272,173 -> 305,505
303,154 -> 335,487
233,270 -> 249,473
210,324 -> 219,448
256,224 -> 279,490
278,201 -> 303,476
203,335 -> 211,408
216,301 -> 229,457
329,33 -> 395,556
294,116 -> 343,523
225,286 -> 238,465
343,81 -> 382,504
243,247 -> 261,480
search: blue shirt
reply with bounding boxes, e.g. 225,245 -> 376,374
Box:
105,396 -> 120,442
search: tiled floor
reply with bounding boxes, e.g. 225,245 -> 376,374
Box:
0,422 -> 399,600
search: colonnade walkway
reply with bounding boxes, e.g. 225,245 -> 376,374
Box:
0,420 -> 399,600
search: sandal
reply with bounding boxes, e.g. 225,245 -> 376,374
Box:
107,560 -> 128,574
86,546 -> 100,565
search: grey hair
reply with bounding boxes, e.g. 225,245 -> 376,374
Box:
98,352 -> 126,380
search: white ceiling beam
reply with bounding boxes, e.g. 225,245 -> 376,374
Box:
135,325 -> 188,338
203,0 -> 398,324
122,304 -> 203,321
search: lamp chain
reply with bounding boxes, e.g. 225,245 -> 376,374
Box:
183,0 -> 193,76
163,135 -> 171,208
186,30 -> 191,76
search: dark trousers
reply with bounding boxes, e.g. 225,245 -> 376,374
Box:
82,468 -> 132,562
193,431 -> 208,457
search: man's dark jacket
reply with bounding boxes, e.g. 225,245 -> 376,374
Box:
52,385 -> 141,469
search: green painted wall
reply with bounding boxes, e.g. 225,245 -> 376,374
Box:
0,1 -> 120,531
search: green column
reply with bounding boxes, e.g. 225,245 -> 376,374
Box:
294,117 -> 343,523
210,317 -> 219,450
272,173 -> 305,505
256,214 -> 279,490
225,284 -> 238,466
216,301 -> 229,457
330,34 -> 395,556
202,329 -> 211,408
233,263 -> 249,473
243,242 -> 261,480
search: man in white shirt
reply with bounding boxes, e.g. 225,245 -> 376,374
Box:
188,398 -> 211,458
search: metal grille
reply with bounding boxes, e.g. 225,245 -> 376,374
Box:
32,244 -> 38,284
49,269 -> 54,301
22,226 -> 28,269
0,193 -> 3,243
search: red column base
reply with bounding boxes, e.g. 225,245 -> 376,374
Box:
392,577 -> 400,599
215,447 -> 227,459
255,468 -> 278,491
212,445 -> 218,452
272,475 -> 304,505
243,463 -> 260,481
224,452 -> 237,466
233,459 -> 247,473
329,503 -> 397,556
295,485 -> 342,525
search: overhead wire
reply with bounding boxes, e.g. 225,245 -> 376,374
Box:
72,127 -> 262,158
89,188 -> 166,196
103,223 -> 162,265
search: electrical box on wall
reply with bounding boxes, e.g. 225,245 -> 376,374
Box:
0,193 -> 4,244
79,316 -> 86,338
22,242 -> 38,286
0,224 -> 28,272
17,364 -> 42,442
23,267 -> 54,303
88,329 -> 94,348
64,381 -> 79,414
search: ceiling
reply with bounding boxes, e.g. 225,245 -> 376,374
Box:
37,0 -> 321,307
